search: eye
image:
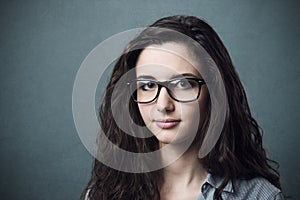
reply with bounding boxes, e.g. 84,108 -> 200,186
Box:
172,79 -> 195,90
178,80 -> 189,88
137,81 -> 157,91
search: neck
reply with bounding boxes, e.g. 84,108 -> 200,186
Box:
160,144 -> 208,187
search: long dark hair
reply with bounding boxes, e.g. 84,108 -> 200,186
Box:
81,15 -> 281,200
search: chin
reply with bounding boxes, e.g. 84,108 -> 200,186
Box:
155,132 -> 191,146
155,133 -> 175,144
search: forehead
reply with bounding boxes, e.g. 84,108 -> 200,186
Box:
135,43 -> 201,78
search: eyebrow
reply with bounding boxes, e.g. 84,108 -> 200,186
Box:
171,73 -> 198,79
136,73 -> 198,80
136,75 -> 155,80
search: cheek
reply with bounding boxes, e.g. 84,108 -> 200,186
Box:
138,105 -> 151,123
181,105 -> 200,121
181,99 -> 208,124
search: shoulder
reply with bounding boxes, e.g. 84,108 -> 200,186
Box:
203,173 -> 283,199
228,177 -> 283,199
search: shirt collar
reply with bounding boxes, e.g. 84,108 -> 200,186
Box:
204,173 -> 234,193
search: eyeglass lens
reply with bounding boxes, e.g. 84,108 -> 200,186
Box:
131,79 -> 201,103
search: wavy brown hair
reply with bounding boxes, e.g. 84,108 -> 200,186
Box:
80,15 -> 281,200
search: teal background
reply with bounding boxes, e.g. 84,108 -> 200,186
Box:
0,0 -> 299,199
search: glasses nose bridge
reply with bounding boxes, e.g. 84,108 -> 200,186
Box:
156,80 -> 174,101
158,80 -> 170,88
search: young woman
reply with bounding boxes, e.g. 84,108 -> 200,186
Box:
81,15 -> 283,200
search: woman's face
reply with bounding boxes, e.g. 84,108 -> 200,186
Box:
135,43 -> 209,146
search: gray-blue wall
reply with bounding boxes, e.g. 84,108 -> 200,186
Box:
0,0 -> 299,199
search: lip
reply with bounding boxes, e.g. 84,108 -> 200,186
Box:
154,119 -> 181,129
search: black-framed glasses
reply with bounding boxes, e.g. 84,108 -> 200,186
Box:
127,78 -> 206,103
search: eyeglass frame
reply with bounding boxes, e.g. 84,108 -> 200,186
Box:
126,77 -> 206,104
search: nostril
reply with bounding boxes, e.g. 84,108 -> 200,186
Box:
156,104 -> 174,113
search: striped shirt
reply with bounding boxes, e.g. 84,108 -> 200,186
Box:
197,173 -> 284,200
85,173 -> 283,200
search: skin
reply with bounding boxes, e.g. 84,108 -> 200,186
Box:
135,43 -> 209,200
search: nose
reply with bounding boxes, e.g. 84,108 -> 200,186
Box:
156,87 -> 175,112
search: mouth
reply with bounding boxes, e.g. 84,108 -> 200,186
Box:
154,119 -> 181,129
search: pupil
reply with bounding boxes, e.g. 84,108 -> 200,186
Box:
180,81 -> 187,86
148,83 -> 154,88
